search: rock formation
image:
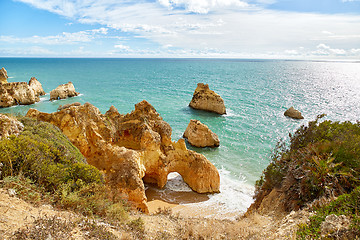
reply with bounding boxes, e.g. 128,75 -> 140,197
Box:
29,77 -> 45,97
50,82 -> 79,101
183,120 -> 220,148
57,102 -> 81,111
189,83 -> 226,115
0,82 -> 37,108
284,107 -> 304,119
0,114 -> 24,139
0,75 -> 45,108
0,67 -> 8,84
26,100 -> 220,212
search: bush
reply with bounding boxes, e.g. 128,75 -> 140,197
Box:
297,186 -> 360,239
255,115 -> 360,211
0,117 -> 128,221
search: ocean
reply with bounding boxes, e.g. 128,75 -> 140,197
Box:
1,58 -> 360,218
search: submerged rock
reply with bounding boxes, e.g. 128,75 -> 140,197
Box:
0,114 -> 24,139
0,67 -> 8,84
189,83 -> 226,115
183,119 -> 220,148
26,100 -> 220,212
50,82 -> 79,101
284,107 -> 304,119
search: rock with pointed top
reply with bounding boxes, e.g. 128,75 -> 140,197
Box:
29,77 -> 45,97
0,68 -> 8,84
189,83 -> 226,115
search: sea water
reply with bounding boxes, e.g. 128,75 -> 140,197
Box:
1,58 -> 360,218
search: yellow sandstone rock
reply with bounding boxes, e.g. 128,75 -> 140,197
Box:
26,100 -> 220,212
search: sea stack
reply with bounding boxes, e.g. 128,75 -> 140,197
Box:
50,82 -> 79,101
29,77 -> 46,97
284,107 -> 304,119
183,119 -> 220,148
0,67 -> 8,84
189,83 -> 226,115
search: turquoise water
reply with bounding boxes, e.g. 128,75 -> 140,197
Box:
1,58 -> 360,216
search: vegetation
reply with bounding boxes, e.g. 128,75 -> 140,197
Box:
254,115 -> 360,238
0,117 -> 128,222
255,115 -> 360,211
297,186 -> 360,239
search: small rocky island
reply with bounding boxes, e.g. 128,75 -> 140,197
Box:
284,106 -> 304,119
183,119 -> 220,148
50,82 -> 79,100
189,83 -> 226,115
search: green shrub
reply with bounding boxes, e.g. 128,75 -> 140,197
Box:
255,115 -> 360,211
297,186 -> 360,239
0,117 -> 129,222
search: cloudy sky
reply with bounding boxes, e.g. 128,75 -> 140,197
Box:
0,0 -> 360,59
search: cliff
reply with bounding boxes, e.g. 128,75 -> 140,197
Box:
26,100 -> 220,212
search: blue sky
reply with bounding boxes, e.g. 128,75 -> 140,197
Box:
0,0 -> 359,59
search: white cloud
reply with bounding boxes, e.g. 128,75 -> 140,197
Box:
114,44 -> 130,51
312,43 -> 347,56
9,0 -> 360,59
157,0 -> 249,13
0,28 -> 108,45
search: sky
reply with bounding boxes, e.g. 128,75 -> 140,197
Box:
0,0 -> 360,59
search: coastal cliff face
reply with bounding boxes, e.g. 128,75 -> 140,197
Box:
189,83 -> 226,115
26,100 -> 220,212
183,119 -> 220,148
0,77 -> 45,108
0,67 -> 8,84
50,82 -> 79,100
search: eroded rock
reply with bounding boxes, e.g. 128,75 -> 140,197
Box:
284,107 -> 304,119
321,214 -> 350,238
0,82 -> 38,108
0,67 -> 8,84
189,83 -> 226,115
50,82 -> 79,101
0,114 -> 24,139
183,119 -> 220,148
29,77 -> 46,97
26,100 -> 220,212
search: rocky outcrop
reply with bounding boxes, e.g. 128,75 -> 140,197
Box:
0,76 -> 46,108
26,100 -> 220,212
57,102 -> 81,111
284,107 -> 304,119
189,83 -> 226,115
0,82 -> 38,108
321,214 -> 350,238
0,67 -> 8,84
0,114 -> 24,139
183,120 -> 220,148
50,82 -> 79,101
29,77 -> 45,96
